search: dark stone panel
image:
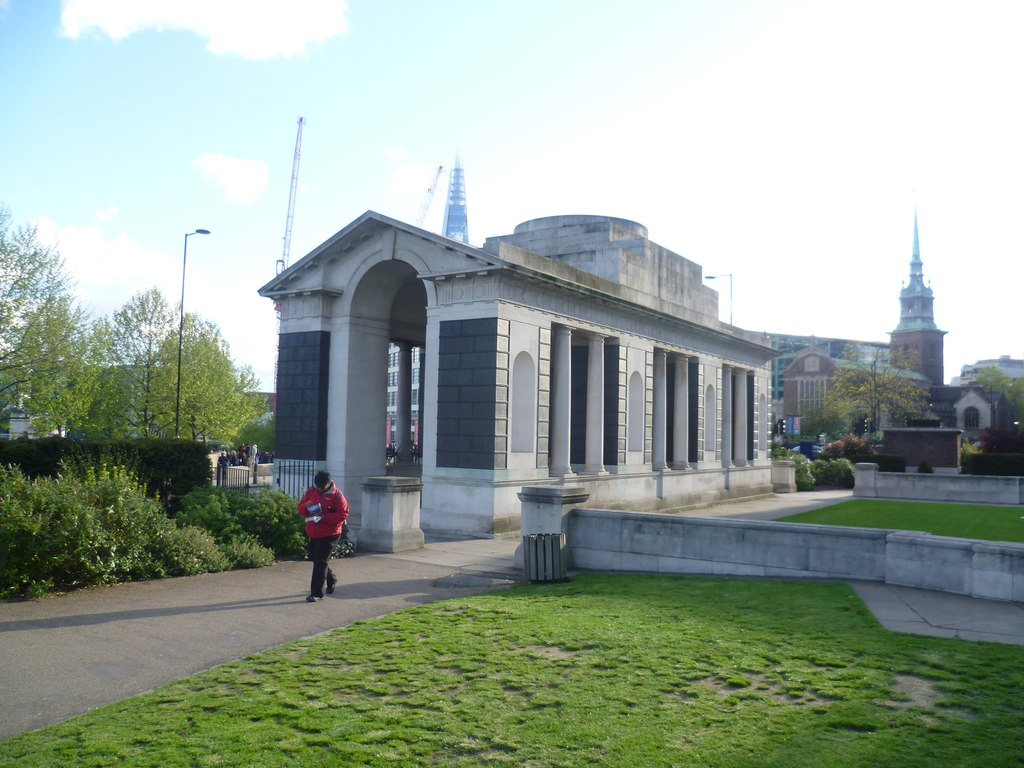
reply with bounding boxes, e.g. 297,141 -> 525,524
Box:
276,330 -> 329,460
436,318 -> 501,469
459,318 -> 499,338
604,344 -> 620,465
747,373 -> 755,462
438,368 -> 475,386
666,361 -> 675,460
459,352 -> 497,370
570,344 -> 588,465
688,360 -> 700,464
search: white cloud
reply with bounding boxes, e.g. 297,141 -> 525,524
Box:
33,216 -> 178,317
0,0 -> 11,21
95,204 -> 119,221
59,0 -> 350,60
382,149 -> 404,164
192,153 -> 269,203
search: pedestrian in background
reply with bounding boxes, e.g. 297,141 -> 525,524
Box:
297,470 -> 350,602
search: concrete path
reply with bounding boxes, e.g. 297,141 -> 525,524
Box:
3,490 -> 1023,742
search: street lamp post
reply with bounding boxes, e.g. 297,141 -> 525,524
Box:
704,273 -> 733,325
175,229 -> 211,438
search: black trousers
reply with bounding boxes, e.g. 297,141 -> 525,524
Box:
307,535 -> 341,598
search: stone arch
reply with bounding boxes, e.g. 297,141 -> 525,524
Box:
335,258 -> 429,479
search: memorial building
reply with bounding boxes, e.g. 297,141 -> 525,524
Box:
259,212 -> 777,537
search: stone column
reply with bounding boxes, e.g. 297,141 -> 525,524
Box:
396,341 -> 412,455
550,325 -> 574,477
733,369 -> 748,467
652,349 -> 667,471
583,333 -> 607,474
721,365 -> 732,468
671,354 -> 689,469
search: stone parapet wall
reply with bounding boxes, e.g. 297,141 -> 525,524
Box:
854,463 -> 1024,504
566,508 -> 1024,602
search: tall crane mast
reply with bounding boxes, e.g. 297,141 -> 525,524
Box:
276,117 -> 305,274
415,164 -> 444,227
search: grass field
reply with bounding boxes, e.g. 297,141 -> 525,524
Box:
779,500 -> 1024,543
2,574 -> 1023,767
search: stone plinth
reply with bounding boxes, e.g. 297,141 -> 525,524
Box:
358,477 -> 425,553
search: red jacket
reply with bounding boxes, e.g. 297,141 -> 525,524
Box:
297,482 -> 349,538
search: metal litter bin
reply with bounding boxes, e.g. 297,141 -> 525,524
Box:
523,533 -> 567,582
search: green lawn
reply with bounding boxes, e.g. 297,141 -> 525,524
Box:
2,574 -> 1023,767
779,500 -> 1024,543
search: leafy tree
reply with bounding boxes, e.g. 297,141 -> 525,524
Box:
161,314 -> 266,443
237,414 -> 275,452
104,288 -> 177,436
0,205 -> 88,424
824,347 -> 930,433
975,366 -> 1024,431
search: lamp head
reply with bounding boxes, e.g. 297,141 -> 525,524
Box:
194,229 -> 211,235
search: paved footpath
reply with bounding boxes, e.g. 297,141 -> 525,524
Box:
3,490 -> 1024,742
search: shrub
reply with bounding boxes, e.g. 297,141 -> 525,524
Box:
0,437 -> 211,513
917,460 -> 933,474
811,458 -> 855,488
0,464 -> 173,598
770,442 -> 793,460
791,453 -> 815,491
846,453 -> 906,472
963,453 -> 1024,476
221,535 -> 276,569
979,428 -> 1024,454
150,525 -> 230,577
177,487 -> 305,559
819,434 -> 873,458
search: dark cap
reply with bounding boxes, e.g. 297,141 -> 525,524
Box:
314,470 -> 332,488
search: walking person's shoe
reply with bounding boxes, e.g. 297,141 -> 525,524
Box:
305,595 -> 322,602
326,584 -> 335,594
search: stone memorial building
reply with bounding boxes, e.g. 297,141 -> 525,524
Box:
259,212 -> 777,538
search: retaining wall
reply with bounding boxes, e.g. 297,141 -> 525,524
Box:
566,508 -> 1024,602
854,463 -> 1024,504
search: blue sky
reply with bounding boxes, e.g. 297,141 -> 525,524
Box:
2,0 -> 1021,390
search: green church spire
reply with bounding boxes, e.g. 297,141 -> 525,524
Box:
894,206 -> 938,331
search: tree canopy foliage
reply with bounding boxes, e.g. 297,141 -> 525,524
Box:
824,347 -> 931,433
0,204 -> 88,423
1,204 -> 265,443
975,366 -> 1024,431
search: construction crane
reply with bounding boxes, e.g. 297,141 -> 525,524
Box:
276,117 -> 305,274
414,164 -> 444,227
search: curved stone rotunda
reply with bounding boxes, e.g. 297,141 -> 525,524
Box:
259,212 -> 777,538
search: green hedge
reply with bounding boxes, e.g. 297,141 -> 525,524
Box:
963,453 -> 1024,476
846,453 -> 906,472
0,437 -> 211,512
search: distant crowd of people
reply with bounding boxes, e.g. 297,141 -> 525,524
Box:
215,443 -> 275,486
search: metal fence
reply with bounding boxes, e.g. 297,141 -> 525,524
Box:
272,458 -> 317,499
213,460 -> 315,499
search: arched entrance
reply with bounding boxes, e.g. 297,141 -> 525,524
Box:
336,259 -> 428,486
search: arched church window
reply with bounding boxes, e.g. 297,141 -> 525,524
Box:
963,407 -> 980,429
510,351 -> 537,453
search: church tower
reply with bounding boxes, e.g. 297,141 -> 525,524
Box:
890,208 -> 946,385
442,153 -> 469,244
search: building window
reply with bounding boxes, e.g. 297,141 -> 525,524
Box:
963,406 -> 980,429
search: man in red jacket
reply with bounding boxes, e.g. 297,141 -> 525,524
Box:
297,470 -> 350,602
